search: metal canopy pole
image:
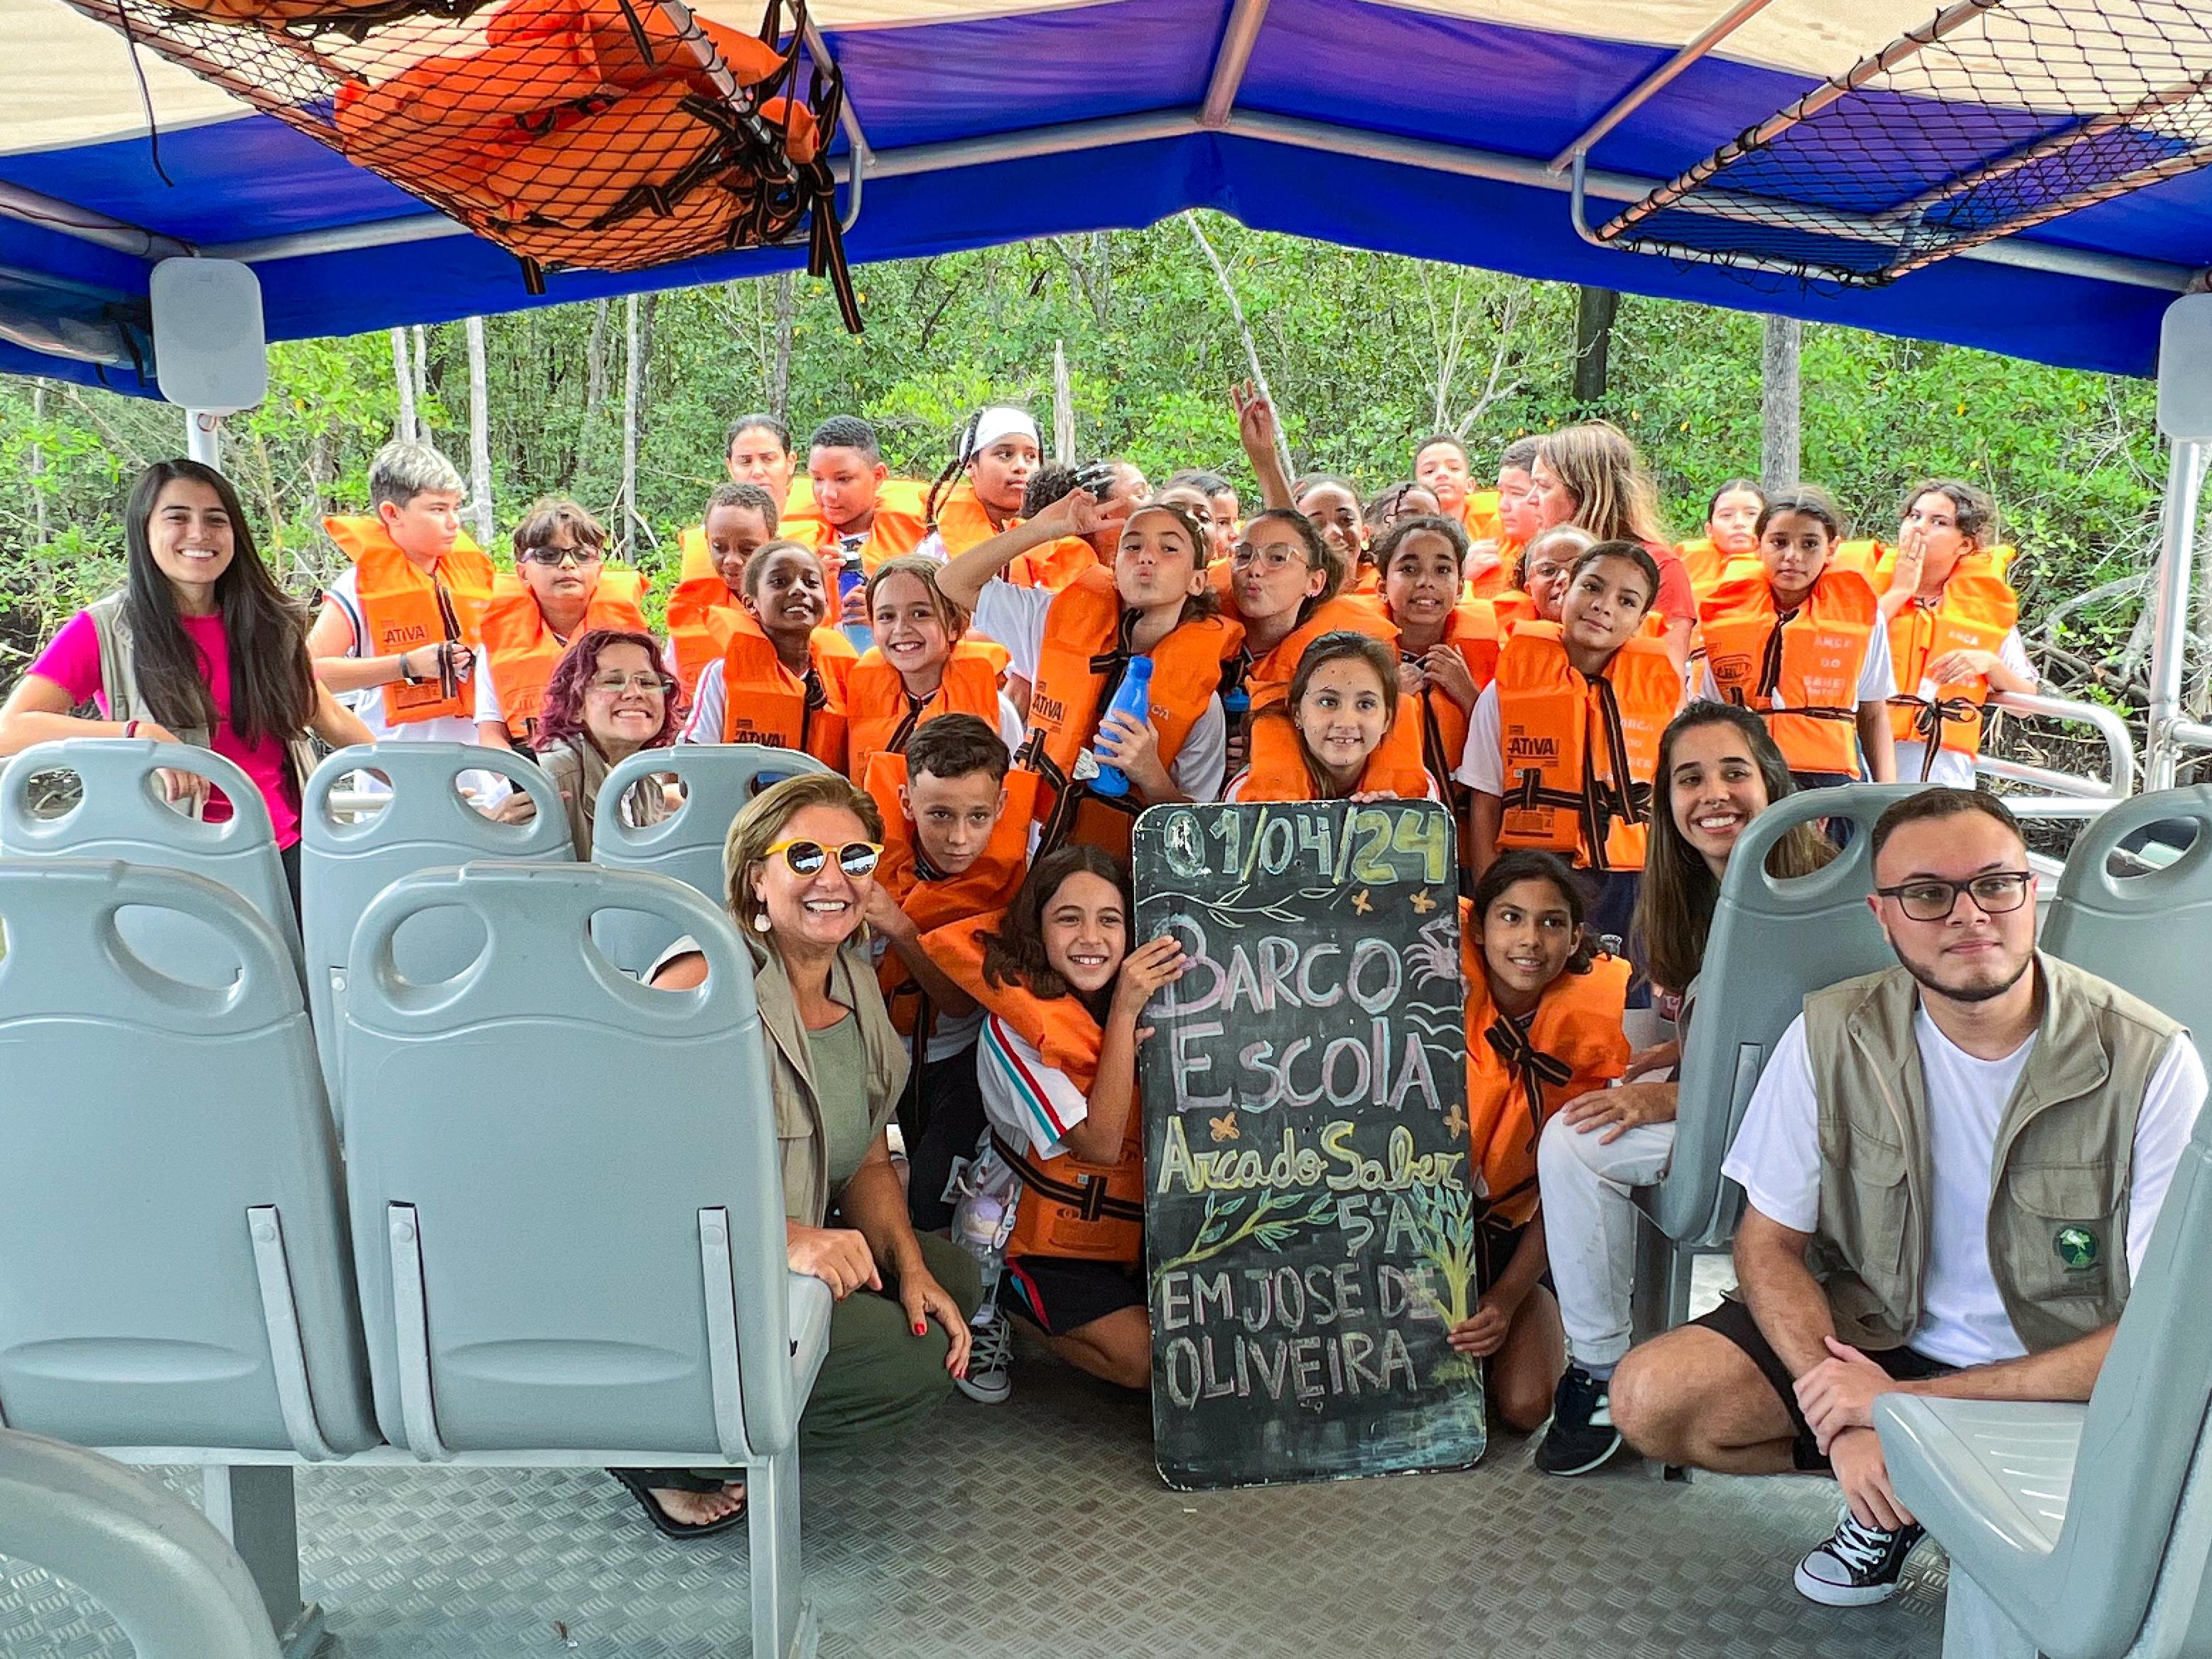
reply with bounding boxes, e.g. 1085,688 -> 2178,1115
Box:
2146,295 -> 2212,791
1547,0 -> 1781,173
185,411 -> 222,469
1199,0 -> 1273,129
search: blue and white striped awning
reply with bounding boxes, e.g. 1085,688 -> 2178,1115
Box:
1,0 -> 2205,393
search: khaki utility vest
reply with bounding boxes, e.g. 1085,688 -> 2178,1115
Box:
87,592 -> 319,794
1802,953 -> 2179,1353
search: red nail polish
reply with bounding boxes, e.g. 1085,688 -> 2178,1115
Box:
913,1322 -> 926,1335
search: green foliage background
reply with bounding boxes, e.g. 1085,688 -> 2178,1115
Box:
0,214 -> 2164,679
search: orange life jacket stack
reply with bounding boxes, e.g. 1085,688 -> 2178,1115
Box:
325,515 -> 496,725
1491,622 -> 1681,871
478,568 -> 649,743
929,911 -> 1145,1266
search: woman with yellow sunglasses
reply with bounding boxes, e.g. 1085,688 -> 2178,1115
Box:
609,771 -> 978,1540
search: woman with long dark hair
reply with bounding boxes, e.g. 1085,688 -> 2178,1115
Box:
1531,701 -> 1830,1478
0,459 -> 369,897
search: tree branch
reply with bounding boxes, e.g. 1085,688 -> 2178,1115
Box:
1183,211 -> 1295,480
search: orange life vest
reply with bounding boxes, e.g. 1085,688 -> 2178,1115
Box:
1462,489 -> 1502,544
929,910 -> 1143,1265
778,478 -> 930,571
1005,536 -> 1098,590
1831,539 -> 1885,581
1459,909 -> 1631,1230
843,640 -> 1006,784
866,757 -> 1037,1042
1018,569 -> 1240,858
1231,698 -> 1432,801
1233,594 -> 1399,713
1874,554 -> 2019,773
1492,590 -> 1537,634
1395,601 -> 1499,875
928,477 -> 1021,560
713,611 -> 855,768
665,574 -> 743,698
1676,536 -> 1761,602
1700,569 -> 1880,777
324,515 -> 495,725
1347,561 -> 1382,597
1492,622 -> 1681,871
478,568 -> 649,744
675,478 -> 819,583
1467,553 -> 1513,602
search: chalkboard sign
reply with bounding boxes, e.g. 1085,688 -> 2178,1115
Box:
1133,799 -> 1484,1491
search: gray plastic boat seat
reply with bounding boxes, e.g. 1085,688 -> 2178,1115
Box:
0,1430 -> 281,1659
1640,784 -> 1911,1248
0,860 -> 377,1457
0,739 -> 301,985
590,743 -> 831,977
300,743 -> 569,1105
2043,785 -> 2212,1069
1879,1069 -> 2212,1659
340,863 -> 821,1461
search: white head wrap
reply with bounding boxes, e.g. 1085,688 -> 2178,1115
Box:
969,406 -> 1040,454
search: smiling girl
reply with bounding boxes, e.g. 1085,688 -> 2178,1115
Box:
0,459 -> 369,901
940,490 -> 1236,856
1452,850 -> 1631,1432
679,539 -> 857,767
1226,632 -> 1432,802
1699,485 -> 1897,790
931,846 -> 1189,1389
842,556 -> 1023,784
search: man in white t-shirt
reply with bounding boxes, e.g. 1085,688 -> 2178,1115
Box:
1608,788 -> 2205,1609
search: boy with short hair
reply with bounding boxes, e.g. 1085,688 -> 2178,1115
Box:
1415,433 -> 1500,542
308,438 -> 499,747
861,714 -> 1036,1402
1467,436 -> 1544,599
667,482 -> 779,697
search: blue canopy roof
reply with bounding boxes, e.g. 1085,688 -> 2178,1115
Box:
0,0 -> 2204,394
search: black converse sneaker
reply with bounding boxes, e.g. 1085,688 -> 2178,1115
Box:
1793,1505 -> 1926,1606
1535,1364 -> 1626,1476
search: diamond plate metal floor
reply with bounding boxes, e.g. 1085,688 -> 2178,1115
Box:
1,1331 -> 1943,1658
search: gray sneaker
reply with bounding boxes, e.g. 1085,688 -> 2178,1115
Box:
953,1307 -> 1012,1405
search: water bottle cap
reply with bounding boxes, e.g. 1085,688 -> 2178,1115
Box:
1126,656 -> 1154,681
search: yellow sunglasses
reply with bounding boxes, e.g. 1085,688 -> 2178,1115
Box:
761,837 -> 885,879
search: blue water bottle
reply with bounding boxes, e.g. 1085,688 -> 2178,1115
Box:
1089,656 -> 1154,799
836,536 -> 874,652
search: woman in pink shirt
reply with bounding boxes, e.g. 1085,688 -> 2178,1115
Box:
0,460 -> 369,902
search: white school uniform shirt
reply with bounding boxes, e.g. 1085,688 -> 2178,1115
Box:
1722,1008 -> 2206,1368
971,583 -> 1228,803
978,1012 -> 1091,1160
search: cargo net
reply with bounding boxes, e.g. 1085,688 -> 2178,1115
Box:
1593,0 -> 2212,287
63,0 -> 862,325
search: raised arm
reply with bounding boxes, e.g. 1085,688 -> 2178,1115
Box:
937,489 -> 1129,611
1231,382 -> 1295,513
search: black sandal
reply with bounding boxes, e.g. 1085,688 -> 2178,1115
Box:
607,1468 -> 748,1540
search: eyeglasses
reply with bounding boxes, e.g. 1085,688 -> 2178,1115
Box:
586,672 -> 674,697
519,545 -> 604,567
1230,541 -> 1310,573
762,838 -> 884,879
1874,870 -> 2032,922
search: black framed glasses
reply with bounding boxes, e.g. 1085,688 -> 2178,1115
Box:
762,838 -> 884,879
1874,870 -> 2032,922
519,545 -> 604,568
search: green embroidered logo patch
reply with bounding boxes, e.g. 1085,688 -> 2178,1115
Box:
2054,1226 -> 2099,1271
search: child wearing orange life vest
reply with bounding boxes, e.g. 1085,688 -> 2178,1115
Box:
667,482 -> 777,698
306,438 -> 501,749
1531,421 -> 1697,674
927,845 -> 1188,1391
1453,850 -> 1631,1432
677,540 -> 855,769
1458,541 -> 1683,998
1414,432 -> 1501,543
676,416 -> 802,583
1874,479 -> 2035,787
1489,525 -> 1593,637
1226,632 -> 1434,803
478,498 -> 651,748
918,406 -> 1042,564
858,715 -> 1033,1240
1165,468 -> 1241,564
1218,507 -> 1394,772
1678,477 -> 1765,601
1374,514 -> 1499,870
940,490 -> 1236,858
843,556 -> 1025,785
1698,485 -> 1898,792
789,416 -> 930,630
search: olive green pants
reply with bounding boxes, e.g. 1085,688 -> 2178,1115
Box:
800,1230 -> 981,1452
